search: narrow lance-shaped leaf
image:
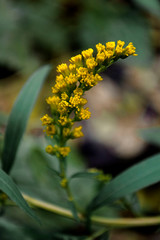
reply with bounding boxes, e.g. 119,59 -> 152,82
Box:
88,154 -> 160,211
0,168 -> 39,222
2,65 -> 51,174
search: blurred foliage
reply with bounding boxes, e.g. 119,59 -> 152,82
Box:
133,0 -> 160,17
0,0 -> 159,73
79,0 -> 153,66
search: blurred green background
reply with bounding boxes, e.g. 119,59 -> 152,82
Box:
1,0 -> 160,239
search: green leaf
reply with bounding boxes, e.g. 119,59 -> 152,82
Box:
134,0 -> 160,18
2,65 -> 51,174
139,127 -> 160,146
88,154 -> 160,211
0,168 -> 38,222
70,171 -> 100,180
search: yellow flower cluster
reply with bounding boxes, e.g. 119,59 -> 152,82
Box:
41,40 -> 137,157
46,145 -> 71,157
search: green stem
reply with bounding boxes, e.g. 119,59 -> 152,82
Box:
59,156 -> 79,220
22,193 -> 160,228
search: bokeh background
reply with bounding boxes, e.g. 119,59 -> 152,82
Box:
0,0 -> 160,239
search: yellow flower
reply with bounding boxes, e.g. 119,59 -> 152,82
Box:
60,178 -> 68,188
61,92 -> 69,101
80,73 -> 102,89
57,100 -> 69,114
46,96 -> 60,110
106,42 -> 115,50
117,40 -> 125,48
73,88 -> 83,96
105,50 -> 114,60
45,125 -> 56,137
96,52 -> 106,63
82,48 -> 93,59
115,40 -> 125,55
124,42 -> 138,56
76,107 -> 91,120
42,40 -> 137,156
71,126 -> 84,138
46,145 -> 54,154
58,146 -> 71,157
65,73 -> 78,85
40,114 -> 52,125
53,74 -> 67,93
57,63 -> 68,74
63,128 -> 71,138
96,43 -> 106,53
86,57 -> 97,70
69,95 -> 81,108
58,116 -> 73,126
70,54 -> 82,66
76,67 -> 88,78
69,64 -> 76,72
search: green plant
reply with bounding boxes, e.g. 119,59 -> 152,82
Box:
1,40 -> 160,239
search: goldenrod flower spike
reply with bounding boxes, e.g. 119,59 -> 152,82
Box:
41,40 -> 137,220
41,40 -> 137,158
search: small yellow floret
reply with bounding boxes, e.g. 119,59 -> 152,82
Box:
59,146 -> 71,157
61,92 -> 69,101
46,145 -> 54,154
124,42 -> 137,56
60,178 -> 68,188
80,73 -> 102,89
45,125 -> 56,136
58,116 -> 73,126
77,67 -> 88,77
70,54 -> 82,65
94,74 -> 103,84
63,128 -> 71,138
77,107 -> 91,120
72,126 -> 84,138
73,88 -> 83,96
117,40 -> 125,48
106,42 -> 115,50
53,75 -> 67,92
57,100 -> 69,114
105,50 -> 114,59
115,40 -> 125,55
86,57 -> 97,70
96,43 -> 106,53
96,52 -> 106,63
69,95 -> 81,108
40,114 -> 52,126
65,73 -> 77,85
57,63 -> 68,74
46,96 -> 60,109
82,48 -> 93,59
69,64 -> 76,71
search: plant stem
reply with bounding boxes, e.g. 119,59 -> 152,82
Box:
59,156 -> 79,219
22,193 -> 160,228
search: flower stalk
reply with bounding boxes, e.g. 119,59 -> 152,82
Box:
22,193 -> 160,228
